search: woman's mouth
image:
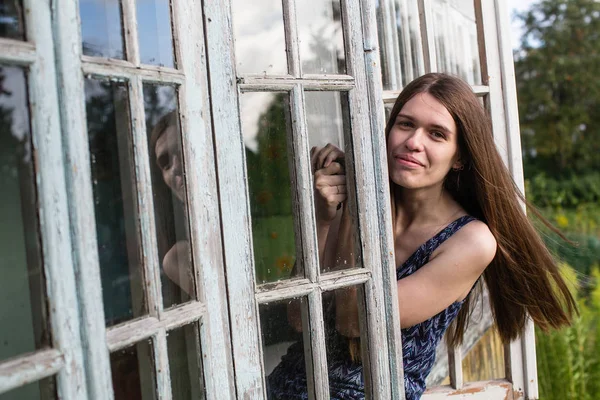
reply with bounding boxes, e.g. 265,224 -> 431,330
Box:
394,154 -> 424,168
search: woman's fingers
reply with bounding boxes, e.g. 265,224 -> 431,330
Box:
312,143 -> 345,171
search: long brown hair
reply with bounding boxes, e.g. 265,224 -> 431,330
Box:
386,73 -> 577,346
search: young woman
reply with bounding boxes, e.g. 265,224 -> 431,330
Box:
149,111 -> 194,297
268,73 -> 576,399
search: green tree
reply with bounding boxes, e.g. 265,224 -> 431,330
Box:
515,0 -> 600,178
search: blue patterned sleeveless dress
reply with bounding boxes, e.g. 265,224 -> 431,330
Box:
267,215 -> 476,400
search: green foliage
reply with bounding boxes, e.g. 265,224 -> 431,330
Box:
525,173 -> 600,208
536,264 -> 600,400
516,0 -> 600,178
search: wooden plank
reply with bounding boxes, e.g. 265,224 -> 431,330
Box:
81,58 -> 185,84
238,77 -> 355,91
418,0 -> 437,73
345,0 -> 396,397
25,0 -> 88,397
0,37 -> 36,64
359,0 -> 405,398
0,350 -> 64,395
51,1 -> 115,398
423,379 -> 514,399
282,0 -> 300,76
154,330 -> 173,400
448,345 -> 464,389
203,1 -> 264,397
171,1 -> 236,398
107,317 -> 162,351
121,0 -> 141,66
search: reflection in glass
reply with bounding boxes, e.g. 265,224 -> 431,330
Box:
111,340 -> 157,400
305,91 -> 359,273
136,0 -> 175,67
85,78 -> 146,326
231,0 -> 287,75
262,298 -> 308,398
167,323 -> 206,400
143,84 -> 195,308
80,0 -> 125,59
431,0 -> 481,85
0,0 -> 25,40
323,286 -> 365,394
240,92 -> 298,284
0,376 -> 56,400
297,0 -> 345,74
0,66 -> 49,362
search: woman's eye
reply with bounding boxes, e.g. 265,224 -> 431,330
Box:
431,131 -> 445,139
396,120 -> 412,128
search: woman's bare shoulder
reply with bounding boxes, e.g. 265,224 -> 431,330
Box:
448,219 -> 497,268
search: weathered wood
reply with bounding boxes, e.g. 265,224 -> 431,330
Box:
282,0 -> 300,76
397,0 -> 415,83
81,58 -> 185,84
0,350 -> 64,395
448,345 -> 464,389
0,37 -> 36,64
25,0 -> 88,397
204,1 -> 265,397
423,379 -> 514,399
51,1 -> 115,398
154,329 -> 173,400
377,0 -> 402,90
121,0 -> 141,66
172,0 -> 236,397
239,77 -> 355,91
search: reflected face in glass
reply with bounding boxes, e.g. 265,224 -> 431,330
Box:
387,92 -> 459,190
155,125 -> 185,202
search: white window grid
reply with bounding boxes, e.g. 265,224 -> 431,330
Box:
1,0 -> 235,399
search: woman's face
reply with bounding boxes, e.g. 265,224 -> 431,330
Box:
387,92 -> 461,191
155,125 -> 185,202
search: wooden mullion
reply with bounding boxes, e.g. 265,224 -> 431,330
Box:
282,0 -> 301,77
203,0 -> 264,396
417,0 -> 437,73
121,0 -> 141,66
0,37 -> 36,64
51,0 -> 116,398
154,329 -> 173,400
171,0 -> 236,397
81,59 -> 185,84
306,289 -> 329,400
22,0 -> 88,397
0,350 -> 64,395
397,0 -> 415,83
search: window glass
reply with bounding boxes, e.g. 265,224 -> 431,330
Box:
296,0 -> 346,74
111,340 -> 157,400
85,78 -> 147,327
240,92 -> 299,284
305,91 -> 359,273
0,65 -> 49,362
323,286 -> 367,395
261,298 -> 310,399
231,0 -> 287,75
136,0 -> 175,67
143,83 -> 196,308
167,323 -> 206,400
80,0 -> 125,59
0,376 -> 56,400
0,0 -> 25,40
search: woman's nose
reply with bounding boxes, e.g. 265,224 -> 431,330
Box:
405,129 -> 424,151
171,153 -> 182,174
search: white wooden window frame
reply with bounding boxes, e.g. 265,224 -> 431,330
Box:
1,0 -> 235,399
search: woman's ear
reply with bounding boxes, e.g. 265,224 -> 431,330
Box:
452,160 -> 464,171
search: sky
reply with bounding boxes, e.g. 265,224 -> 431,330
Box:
507,0 -> 538,48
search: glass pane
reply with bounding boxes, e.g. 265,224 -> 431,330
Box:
0,0 -> 25,40
323,286 -> 366,396
231,0 -> 287,75
85,78 -> 147,327
0,376 -> 57,400
111,340 -> 157,400
262,298 -> 309,399
0,66 -> 49,362
305,91 -> 359,273
80,0 -> 125,59
144,84 -> 196,307
240,92 -> 299,284
431,0 -> 481,85
136,0 -> 175,67
167,323 -> 206,400
297,0 -> 345,74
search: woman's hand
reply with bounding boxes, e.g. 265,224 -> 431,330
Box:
311,144 -> 347,224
